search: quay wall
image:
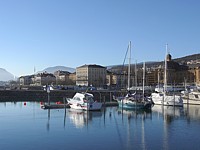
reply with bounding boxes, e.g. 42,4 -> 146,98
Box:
0,90 -> 127,102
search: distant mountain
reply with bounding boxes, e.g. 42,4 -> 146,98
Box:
39,66 -> 76,74
173,53 -> 200,64
0,68 -> 14,81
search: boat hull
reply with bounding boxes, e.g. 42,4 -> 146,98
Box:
69,102 -> 102,111
67,92 -> 102,111
151,93 -> 183,107
182,92 -> 200,105
117,100 -> 152,110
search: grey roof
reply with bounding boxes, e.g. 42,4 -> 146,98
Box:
77,64 -> 106,69
187,63 -> 200,69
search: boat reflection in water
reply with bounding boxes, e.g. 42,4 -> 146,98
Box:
151,104 -> 200,149
184,104 -> 200,121
2,102 -> 200,149
67,109 -> 103,128
152,104 -> 200,122
116,107 -> 152,120
152,105 -> 184,120
114,107 -> 152,150
151,105 -> 185,150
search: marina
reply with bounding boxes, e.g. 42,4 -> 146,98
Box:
0,101 -> 200,150
1,1 -> 200,149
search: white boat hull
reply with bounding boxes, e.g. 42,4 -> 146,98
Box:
69,102 -> 102,111
151,93 -> 183,107
182,91 -> 200,105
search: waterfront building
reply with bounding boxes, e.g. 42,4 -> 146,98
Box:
34,72 -> 56,86
107,53 -> 199,88
69,72 -> 76,85
107,68 -> 139,89
19,75 -> 34,86
144,53 -> 200,86
54,70 -> 71,85
187,64 -> 200,85
76,64 -> 106,87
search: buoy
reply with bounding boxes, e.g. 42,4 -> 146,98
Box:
56,101 -> 62,104
24,102 -> 26,106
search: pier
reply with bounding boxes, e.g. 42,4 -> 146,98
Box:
0,90 -> 126,103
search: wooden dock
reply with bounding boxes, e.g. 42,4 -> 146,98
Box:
41,104 -> 70,109
41,102 -> 118,109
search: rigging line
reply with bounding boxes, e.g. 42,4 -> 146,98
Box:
119,44 -> 130,89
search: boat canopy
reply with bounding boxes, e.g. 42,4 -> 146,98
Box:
73,93 -> 94,102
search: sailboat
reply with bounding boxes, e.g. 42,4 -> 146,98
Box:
151,44 -> 183,107
114,41 -> 153,110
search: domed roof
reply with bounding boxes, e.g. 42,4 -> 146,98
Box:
166,53 -> 172,61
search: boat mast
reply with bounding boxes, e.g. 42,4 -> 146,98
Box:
143,62 -> 145,101
158,69 -> 160,90
164,44 -> 168,94
127,41 -> 131,90
135,60 -> 137,88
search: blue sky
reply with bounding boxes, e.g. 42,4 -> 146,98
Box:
0,0 -> 199,77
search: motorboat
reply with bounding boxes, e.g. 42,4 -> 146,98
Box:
151,92 -> 183,106
67,92 -> 102,111
182,90 -> 200,105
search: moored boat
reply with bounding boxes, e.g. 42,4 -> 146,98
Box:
67,92 -> 102,111
151,92 -> 183,106
151,44 -> 183,107
114,92 -> 153,109
182,91 -> 200,105
114,41 -> 153,110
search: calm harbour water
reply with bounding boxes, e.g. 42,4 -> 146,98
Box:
0,102 -> 200,150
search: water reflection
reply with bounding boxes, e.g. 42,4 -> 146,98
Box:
67,109 -> 103,128
152,105 -> 184,123
114,108 -> 152,150
46,109 -> 50,131
152,104 -> 200,123
184,104 -> 200,121
117,108 -> 152,120
1,102 -> 200,150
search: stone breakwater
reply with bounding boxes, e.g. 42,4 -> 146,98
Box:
0,90 -> 125,102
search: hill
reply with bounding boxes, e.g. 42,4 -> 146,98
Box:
0,68 -> 14,81
173,53 -> 200,64
39,66 -> 76,74
108,53 -> 200,73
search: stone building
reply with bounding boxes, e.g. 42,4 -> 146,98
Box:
145,53 -> 196,86
69,72 -> 76,85
107,53 -> 199,88
76,64 -> 106,87
187,64 -> 200,85
34,72 -> 56,86
54,70 -> 71,85
19,75 -> 34,86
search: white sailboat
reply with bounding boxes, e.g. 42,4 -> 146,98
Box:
114,41 -> 153,109
151,44 -> 183,107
